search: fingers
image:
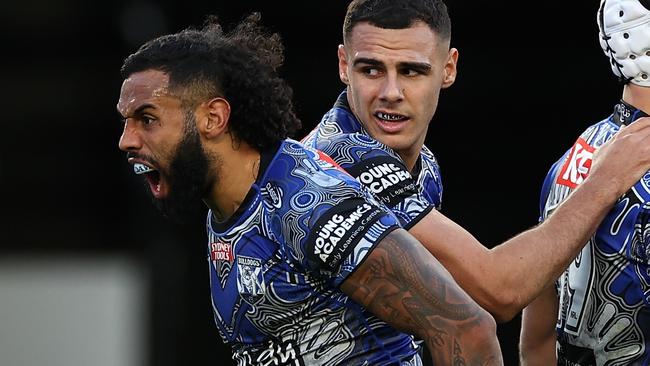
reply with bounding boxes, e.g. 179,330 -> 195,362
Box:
615,117 -> 650,152
615,117 -> 650,136
588,116 -> 650,197
600,117 -> 650,156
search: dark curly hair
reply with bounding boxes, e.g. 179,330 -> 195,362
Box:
343,0 -> 451,42
120,13 -> 301,151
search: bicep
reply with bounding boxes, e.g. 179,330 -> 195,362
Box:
519,285 -> 558,365
340,228 -> 498,363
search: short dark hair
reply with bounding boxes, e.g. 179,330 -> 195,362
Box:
120,13 -> 301,151
343,0 -> 451,42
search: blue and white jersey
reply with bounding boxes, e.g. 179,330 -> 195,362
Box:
206,139 -> 422,366
302,91 -> 442,229
540,102 -> 650,365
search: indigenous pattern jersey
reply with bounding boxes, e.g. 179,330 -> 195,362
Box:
206,139 -> 422,366
540,102 -> 650,365
302,91 -> 442,229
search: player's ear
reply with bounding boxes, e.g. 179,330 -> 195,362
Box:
338,45 -> 350,85
442,48 -> 458,88
200,97 -> 231,139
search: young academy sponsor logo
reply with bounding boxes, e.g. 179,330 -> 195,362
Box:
557,138 -> 595,189
347,156 -> 417,206
307,198 -> 384,272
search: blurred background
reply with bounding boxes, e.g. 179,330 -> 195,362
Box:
0,1 -> 621,365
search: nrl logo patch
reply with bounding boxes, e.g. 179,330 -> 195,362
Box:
237,255 -> 266,305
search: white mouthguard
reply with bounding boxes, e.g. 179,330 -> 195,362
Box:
134,163 -> 155,175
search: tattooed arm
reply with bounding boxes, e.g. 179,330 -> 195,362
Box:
341,228 -> 503,365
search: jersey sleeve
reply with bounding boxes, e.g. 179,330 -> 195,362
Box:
313,133 -> 434,230
270,144 -> 401,287
302,196 -> 400,286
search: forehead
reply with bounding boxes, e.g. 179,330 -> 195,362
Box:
346,22 -> 443,63
117,69 -> 172,115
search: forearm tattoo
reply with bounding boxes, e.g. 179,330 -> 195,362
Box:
341,229 -> 493,365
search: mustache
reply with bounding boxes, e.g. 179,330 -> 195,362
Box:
126,152 -> 157,166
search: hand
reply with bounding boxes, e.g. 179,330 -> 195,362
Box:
588,117 -> 650,197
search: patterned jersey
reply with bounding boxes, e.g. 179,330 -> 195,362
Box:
539,102 -> 650,365
206,139 -> 422,366
302,91 -> 442,229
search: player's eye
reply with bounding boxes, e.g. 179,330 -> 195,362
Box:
362,67 -> 381,77
141,115 -> 156,125
402,69 -> 419,77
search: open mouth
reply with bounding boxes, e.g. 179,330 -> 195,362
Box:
375,111 -> 409,122
373,111 -> 410,134
133,162 -> 164,198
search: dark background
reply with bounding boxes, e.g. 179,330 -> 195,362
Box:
0,1 -> 621,364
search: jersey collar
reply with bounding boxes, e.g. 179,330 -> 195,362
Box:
611,100 -> 649,126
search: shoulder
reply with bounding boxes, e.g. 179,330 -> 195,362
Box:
314,132 -> 403,168
551,116 -> 617,175
262,140 -> 375,212
579,116 -> 620,147
539,116 -> 618,216
419,144 -> 440,169
265,142 -> 401,278
302,99 -> 356,147
418,144 -> 442,178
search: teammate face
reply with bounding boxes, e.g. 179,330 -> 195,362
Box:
117,69 -> 211,220
339,22 -> 457,167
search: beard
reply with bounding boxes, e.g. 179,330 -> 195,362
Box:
153,113 -> 214,223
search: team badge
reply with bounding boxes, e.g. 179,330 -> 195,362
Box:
237,255 -> 266,304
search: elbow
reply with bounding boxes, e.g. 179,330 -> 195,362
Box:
474,308 -> 498,338
480,289 -> 525,323
462,308 -> 502,360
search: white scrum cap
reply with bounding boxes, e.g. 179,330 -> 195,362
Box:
598,0 -> 650,86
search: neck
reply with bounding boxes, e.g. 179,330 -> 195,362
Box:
399,131 -> 427,173
204,141 -> 261,220
622,83 -> 650,113
398,150 -> 419,173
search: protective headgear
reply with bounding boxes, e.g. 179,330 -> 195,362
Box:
598,0 -> 650,86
